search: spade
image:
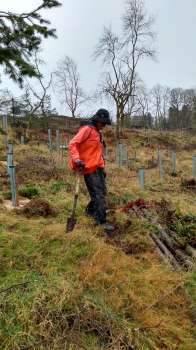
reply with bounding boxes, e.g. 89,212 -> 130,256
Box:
66,174 -> 80,233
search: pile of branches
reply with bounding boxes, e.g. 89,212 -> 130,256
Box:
121,199 -> 196,270
121,198 -> 151,213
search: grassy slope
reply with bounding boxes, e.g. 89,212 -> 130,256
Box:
0,127 -> 195,349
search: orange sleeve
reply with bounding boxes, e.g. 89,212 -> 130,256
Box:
68,126 -> 92,161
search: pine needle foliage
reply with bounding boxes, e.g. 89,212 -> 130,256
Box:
0,1 -> 61,85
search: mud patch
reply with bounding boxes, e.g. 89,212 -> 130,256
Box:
18,198 -> 56,218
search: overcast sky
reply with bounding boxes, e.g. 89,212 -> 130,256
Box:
2,0 -> 196,115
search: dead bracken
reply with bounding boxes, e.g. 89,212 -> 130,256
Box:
120,198 -> 151,213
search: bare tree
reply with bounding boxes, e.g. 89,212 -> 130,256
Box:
169,88 -> 196,130
95,0 -> 155,138
136,85 -> 150,126
0,89 -> 12,115
95,27 -> 134,137
151,85 -> 170,129
24,52 -> 53,116
54,56 -> 86,117
170,88 -> 184,111
0,90 -> 26,124
166,87 -> 184,130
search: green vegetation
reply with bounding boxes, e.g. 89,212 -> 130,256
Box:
18,185 -> 40,199
2,190 -> 12,200
0,1 -> 61,85
0,127 -> 195,349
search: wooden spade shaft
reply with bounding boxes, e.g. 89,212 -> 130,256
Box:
66,175 -> 80,233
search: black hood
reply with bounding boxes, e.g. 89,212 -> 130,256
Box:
92,109 -> 112,125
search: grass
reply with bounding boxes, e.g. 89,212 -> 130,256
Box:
18,185 -> 40,199
0,128 -> 195,349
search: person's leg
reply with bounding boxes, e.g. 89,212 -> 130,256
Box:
85,201 -> 96,216
84,169 -> 114,232
95,168 -> 107,224
84,169 -> 106,223
84,174 -> 96,216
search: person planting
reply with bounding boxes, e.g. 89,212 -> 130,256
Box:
68,109 -> 114,232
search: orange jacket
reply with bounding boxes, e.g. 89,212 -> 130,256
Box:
68,125 -> 105,174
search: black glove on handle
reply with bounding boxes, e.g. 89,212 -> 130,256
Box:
75,159 -> 85,171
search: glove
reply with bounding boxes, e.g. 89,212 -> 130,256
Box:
75,159 -> 85,171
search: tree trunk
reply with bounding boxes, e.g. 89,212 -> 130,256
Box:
116,107 -> 120,140
71,111 -> 76,118
119,104 -> 124,137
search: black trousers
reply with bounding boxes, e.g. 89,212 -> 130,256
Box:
84,168 -> 107,224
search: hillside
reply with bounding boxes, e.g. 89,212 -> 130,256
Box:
0,124 -> 196,350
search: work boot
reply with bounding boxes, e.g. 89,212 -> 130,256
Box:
102,223 -> 115,234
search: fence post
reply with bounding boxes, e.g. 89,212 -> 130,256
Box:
171,151 -> 177,174
9,165 -> 17,207
48,129 -> 52,150
122,145 -> 128,166
56,129 -> 60,150
104,146 -> 109,160
2,115 -> 8,133
7,142 -> 13,154
7,142 -> 13,175
159,152 -> 164,181
138,168 -> 145,189
116,143 -> 123,167
157,146 -> 160,163
64,138 -> 68,148
21,135 -> 25,145
59,130 -> 62,148
193,156 -> 196,178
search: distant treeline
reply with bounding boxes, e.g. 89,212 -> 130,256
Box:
124,86 -> 196,132
0,86 -> 196,133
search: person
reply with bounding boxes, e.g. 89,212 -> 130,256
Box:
68,109 -> 114,232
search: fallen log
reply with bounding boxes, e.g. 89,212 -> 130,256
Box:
157,225 -> 178,250
150,233 -> 180,270
143,210 -> 195,269
175,249 -> 194,270
149,234 -> 173,267
155,227 -> 194,270
185,244 -> 196,261
132,207 -> 195,269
